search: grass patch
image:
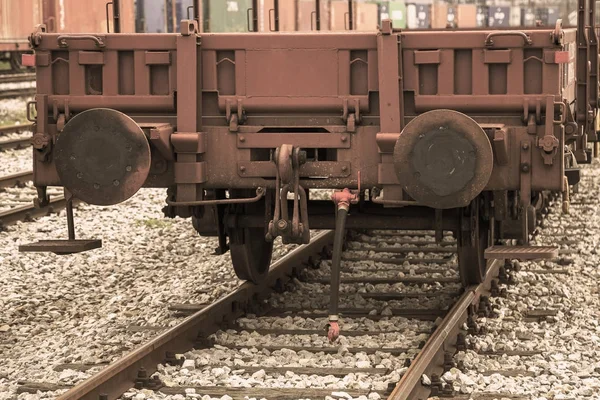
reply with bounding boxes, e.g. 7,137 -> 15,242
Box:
136,218 -> 172,229
0,61 -> 9,71
0,99 -> 30,127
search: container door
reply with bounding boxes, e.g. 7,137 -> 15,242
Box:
356,2 -> 378,31
476,6 -> 488,27
209,0 -> 253,32
547,7 -> 560,26
431,3 -> 447,29
388,1 -> 407,29
488,6 -> 509,27
457,4 -> 477,28
415,4 -> 431,28
407,4 -> 417,29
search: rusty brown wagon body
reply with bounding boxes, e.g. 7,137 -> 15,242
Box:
0,0 -> 134,71
21,0 -> 599,293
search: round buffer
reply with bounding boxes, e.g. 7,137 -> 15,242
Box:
54,108 -> 151,206
393,109 -> 493,209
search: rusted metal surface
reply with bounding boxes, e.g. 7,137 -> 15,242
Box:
53,108 -> 150,206
0,0 -> 134,71
393,109 -> 494,209
30,26 -> 573,193
388,259 -> 502,399
0,0 -> 41,52
54,230 -> 334,400
19,239 -> 102,254
23,4 -> 598,280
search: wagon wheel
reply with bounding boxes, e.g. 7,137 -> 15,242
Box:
457,197 -> 490,287
229,190 -> 273,284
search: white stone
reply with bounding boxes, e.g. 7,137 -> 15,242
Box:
421,374 -> 431,386
182,359 -> 196,370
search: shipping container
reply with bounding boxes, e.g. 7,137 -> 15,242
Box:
261,0 -> 296,32
488,6 -> 510,27
330,0 -> 352,31
49,0 -> 135,33
431,3 -> 447,29
356,1 -> 379,31
547,7 -> 560,26
387,1 -> 407,29
0,0 -> 41,52
446,6 -> 457,28
476,5 -> 488,27
535,8 -> 549,26
407,3 -> 430,29
296,0 -> 330,31
521,7 -> 536,27
204,0 -> 252,32
457,4 -> 477,28
509,7 -> 521,27
1,0 -> 134,71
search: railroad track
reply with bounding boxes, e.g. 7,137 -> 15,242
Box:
0,170 -> 33,189
0,123 -> 33,136
0,86 -> 36,99
0,136 -> 31,150
0,169 -> 65,229
0,193 -> 68,229
14,227 -> 512,400
0,123 -> 33,150
0,72 -> 36,84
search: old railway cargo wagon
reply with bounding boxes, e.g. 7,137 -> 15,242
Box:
22,0 -> 598,301
1,0 -> 134,71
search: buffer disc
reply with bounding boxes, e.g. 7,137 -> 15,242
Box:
54,108 -> 150,206
393,109 -> 493,209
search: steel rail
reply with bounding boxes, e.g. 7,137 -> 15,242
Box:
0,136 -> 32,150
0,123 -> 34,136
0,73 -> 36,84
0,170 -> 33,189
0,195 -> 69,227
0,87 -> 36,99
388,259 -> 503,400
56,230 -> 334,400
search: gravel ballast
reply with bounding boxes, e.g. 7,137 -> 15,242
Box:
0,186 -> 296,399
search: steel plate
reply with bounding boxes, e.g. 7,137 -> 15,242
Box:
54,108 -> 150,206
393,110 -> 493,209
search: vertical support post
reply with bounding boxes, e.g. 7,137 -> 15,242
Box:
171,0 -> 178,33
163,0 -> 169,33
519,141 -> 532,244
377,21 -> 403,133
274,0 -> 280,31
113,0 -> 121,33
173,20 -> 204,216
588,0 -> 598,140
252,0 -> 259,32
315,0 -> 321,30
193,0 -> 202,25
347,0 -> 354,30
42,0 -> 57,33
65,191 -> 76,240
135,0 -> 146,32
576,0 -> 589,161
